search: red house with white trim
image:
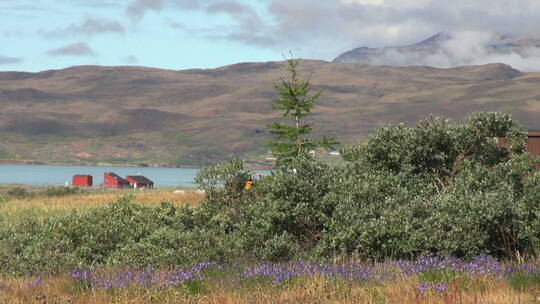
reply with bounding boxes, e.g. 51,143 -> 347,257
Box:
125,175 -> 154,189
73,175 -> 93,187
103,172 -> 129,189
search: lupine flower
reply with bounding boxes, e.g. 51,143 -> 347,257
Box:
65,256 -> 539,291
27,279 -> 42,287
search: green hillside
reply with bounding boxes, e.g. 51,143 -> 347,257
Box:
0,60 -> 539,166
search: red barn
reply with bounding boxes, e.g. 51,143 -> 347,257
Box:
73,175 -> 93,187
125,175 -> 154,189
527,131 -> 540,169
103,172 -> 129,189
499,131 -> 540,169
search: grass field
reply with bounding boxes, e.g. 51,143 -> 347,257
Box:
0,187 -> 538,303
0,187 -> 204,225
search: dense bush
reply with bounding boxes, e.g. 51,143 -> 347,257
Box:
235,156 -> 339,260
44,186 -> 86,197
316,156 -> 539,260
3,187 -> 33,199
0,186 -> 85,201
0,195 -> 236,275
0,112 -> 538,275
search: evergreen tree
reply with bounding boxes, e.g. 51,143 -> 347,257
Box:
267,57 -> 337,165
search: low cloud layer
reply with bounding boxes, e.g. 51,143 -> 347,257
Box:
339,32 -> 540,72
40,17 -> 124,38
0,55 -> 22,65
264,0 -> 540,58
47,42 -> 96,57
126,0 -> 203,21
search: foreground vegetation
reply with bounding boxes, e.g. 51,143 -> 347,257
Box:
1,256 -> 538,303
2,191 -> 536,302
0,112 -> 538,273
0,113 -> 539,302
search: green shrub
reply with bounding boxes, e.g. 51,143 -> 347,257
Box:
234,156 -> 339,260
4,187 -> 33,199
0,196 -> 237,275
320,112 -> 538,260
44,186 -> 85,197
420,158 -> 540,258
315,170 -> 435,260
194,157 -> 255,214
343,112 -> 527,192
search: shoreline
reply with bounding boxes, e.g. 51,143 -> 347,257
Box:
0,159 -> 202,169
0,160 -> 273,170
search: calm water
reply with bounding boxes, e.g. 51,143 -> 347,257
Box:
0,165 -> 201,187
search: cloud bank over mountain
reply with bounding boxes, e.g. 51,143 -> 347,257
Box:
334,32 -> 540,72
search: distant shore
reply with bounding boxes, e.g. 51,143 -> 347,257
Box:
0,159 -> 201,169
0,160 -> 272,170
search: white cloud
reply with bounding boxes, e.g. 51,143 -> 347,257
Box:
341,0 -> 384,6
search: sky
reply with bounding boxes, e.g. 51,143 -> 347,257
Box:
2,0 -> 540,72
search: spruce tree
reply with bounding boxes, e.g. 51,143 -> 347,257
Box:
267,57 -> 336,165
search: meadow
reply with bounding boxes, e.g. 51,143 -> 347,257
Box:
0,186 -> 203,225
0,186 -> 538,303
0,112 -> 539,303
0,250 -> 538,303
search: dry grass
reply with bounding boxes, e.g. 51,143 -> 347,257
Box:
0,275 -> 538,304
0,190 -> 205,225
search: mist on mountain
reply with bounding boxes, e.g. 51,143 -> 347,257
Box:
334,31 -> 540,72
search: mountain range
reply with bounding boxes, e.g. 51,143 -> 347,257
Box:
333,32 -> 540,72
0,61 -> 539,166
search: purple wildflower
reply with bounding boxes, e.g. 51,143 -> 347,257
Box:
27,279 -> 42,287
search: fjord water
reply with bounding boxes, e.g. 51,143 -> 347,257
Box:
0,165 -> 200,187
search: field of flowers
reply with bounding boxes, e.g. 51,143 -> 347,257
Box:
1,255 -> 538,303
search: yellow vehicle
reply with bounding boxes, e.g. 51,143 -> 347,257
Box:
244,174 -> 267,190
244,176 -> 253,190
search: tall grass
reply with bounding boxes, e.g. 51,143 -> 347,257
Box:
0,273 -> 537,304
0,190 -> 204,225
1,256 -> 537,304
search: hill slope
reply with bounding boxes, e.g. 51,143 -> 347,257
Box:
0,60 -> 539,166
